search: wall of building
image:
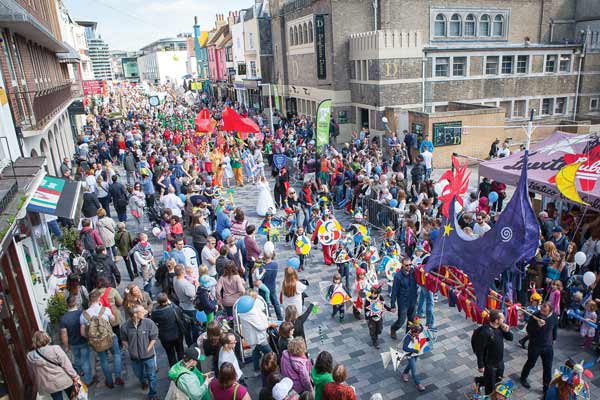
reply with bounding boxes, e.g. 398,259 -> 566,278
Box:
156,51 -> 189,85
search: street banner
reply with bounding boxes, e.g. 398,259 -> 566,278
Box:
316,99 -> 332,150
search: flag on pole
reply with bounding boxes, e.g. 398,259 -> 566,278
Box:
316,99 -> 332,150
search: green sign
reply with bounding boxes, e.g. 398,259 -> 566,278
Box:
432,121 -> 462,146
316,99 -> 332,150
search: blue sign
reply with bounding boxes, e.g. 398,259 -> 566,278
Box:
273,154 -> 287,169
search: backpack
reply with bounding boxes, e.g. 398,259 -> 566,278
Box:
72,254 -> 88,275
81,230 -> 96,252
83,307 -> 114,352
471,325 -> 488,368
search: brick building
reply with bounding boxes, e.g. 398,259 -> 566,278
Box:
269,0 -> 600,149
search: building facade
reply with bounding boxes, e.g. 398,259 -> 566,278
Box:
77,20 -> 112,80
137,36 -> 189,85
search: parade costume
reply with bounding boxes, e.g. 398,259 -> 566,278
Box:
311,212 -> 341,265
364,283 -> 390,348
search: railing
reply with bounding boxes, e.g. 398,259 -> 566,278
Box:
71,81 -> 83,98
349,29 -> 423,60
9,82 -> 74,130
361,196 -> 403,230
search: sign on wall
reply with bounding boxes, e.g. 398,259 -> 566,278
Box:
315,15 -> 326,80
432,121 -> 462,146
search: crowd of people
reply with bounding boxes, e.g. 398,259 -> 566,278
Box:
25,82 -> 600,400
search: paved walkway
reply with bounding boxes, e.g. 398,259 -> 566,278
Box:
77,173 -> 600,400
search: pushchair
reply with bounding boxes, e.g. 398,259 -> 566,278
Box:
232,295 -> 271,363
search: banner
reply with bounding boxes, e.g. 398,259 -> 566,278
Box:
315,14 -> 326,80
316,99 -> 332,150
82,80 -> 102,96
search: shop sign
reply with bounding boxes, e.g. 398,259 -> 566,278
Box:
315,15 -> 326,80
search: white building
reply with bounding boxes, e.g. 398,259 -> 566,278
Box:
138,37 -> 189,85
231,11 -> 247,104
55,0 -> 92,82
77,20 -> 112,80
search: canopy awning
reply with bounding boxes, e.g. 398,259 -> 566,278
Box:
478,131 -> 600,211
26,176 -> 82,219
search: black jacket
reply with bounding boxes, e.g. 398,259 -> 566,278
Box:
194,286 -> 217,314
150,304 -> 184,342
81,192 -> 101,218
526,311 -> 558,350
109,181 -> 128,211
480,325 -> 513,368
410,162 -> 425,184
292,303 -> 314,340
88,253 -> 121,288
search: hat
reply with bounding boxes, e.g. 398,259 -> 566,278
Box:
530,292 -> 542,302
552,226 -> 563,233
272,377 -> 294,400
184,346 -> 206,361
200,275 -> 217,288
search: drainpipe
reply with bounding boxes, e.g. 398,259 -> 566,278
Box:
573,30 -> 588,121
421,52 -> 427,112
372,0 -> 378,31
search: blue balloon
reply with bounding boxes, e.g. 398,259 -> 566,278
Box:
221,228 -> 231,240
389,199 -> 399,208
236,295 -> 255,314
195,310 -> 207,323
179,194 -> 186,202
287,257 -> 300,270
488,191 -> 499,204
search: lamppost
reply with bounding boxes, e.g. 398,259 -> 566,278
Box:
258,83 -> 274,135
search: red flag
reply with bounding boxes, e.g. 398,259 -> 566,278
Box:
221,106 -> 259,134
194,109 -> 214,133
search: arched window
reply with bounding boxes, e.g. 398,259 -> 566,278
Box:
434,14 -> 446,37
293,26 -> 298,45
308,21 -> 313,42
289,27 -> 294,45
465,14 -> 476,36
449,14 -> 461,36
479,14 -> 490,36
303,23 -> 308,44
493,15 -> 504,36
298,25 -> 303,44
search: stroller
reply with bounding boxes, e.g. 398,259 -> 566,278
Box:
232,295 -> 271,363
146,203 -> 163,227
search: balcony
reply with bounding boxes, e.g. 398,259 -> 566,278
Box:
349,29 -> 423,61
9,82 -> 75,132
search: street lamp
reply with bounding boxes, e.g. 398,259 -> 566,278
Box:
258,83 -> 274,135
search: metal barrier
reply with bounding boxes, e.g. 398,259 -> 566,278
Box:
362,196 -> 403,230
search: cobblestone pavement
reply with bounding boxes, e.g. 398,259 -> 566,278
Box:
78,173 -> 600,400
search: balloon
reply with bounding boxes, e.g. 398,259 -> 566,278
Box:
488,191 -> 499,203
583,271 -> 596,287
287,257 -> 300,270
236,295 -> 255,314
221,228 -> 231,240
179,194 -> 186,202
389,199 -> 398,208
264,241 -> 275,254
152,227 -> 161,237
195,311 -> 207,323
574,251 -> 587,266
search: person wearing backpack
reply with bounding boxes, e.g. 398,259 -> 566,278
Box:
471,309 -> 513,395
115,222 -> 137,281
195,275 -> 218,323
166,346 -> 212,400
80,218 -> 104,253
88,246 -> 121,290
80,289 -> 124,389
121,304 -> 160,400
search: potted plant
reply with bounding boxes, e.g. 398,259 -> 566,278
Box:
45,292 -> 67,337
61,226 -> 80,253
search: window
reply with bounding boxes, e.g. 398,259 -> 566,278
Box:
479,14 -> 490,36
303,23 -> 308,44
308,22 -> 313,42
485,56 -> 499,74
453,57 -> 467,76
289,28 -> 293,45
435,57 -> 449,77
293,26 -> 298,45
545,55 -> 557,73
249,61 -> 257,77
513,100 -> 526,118
362,60 -> 367,80
449,14 -> 461,36
542,98 -> 554,115
501,56 -> 513,74
1,33 -> 16,82
432,121 -> 462,146
555,97 -> 566,114
356,61 -> 361,80
591,98 -> 599,111
493,15 -> 504,36
298,27 -> 303,44
465,14 -> 476,36
559,55 -> 571,72
516,55 -> 529,73
434,14 -> 446,36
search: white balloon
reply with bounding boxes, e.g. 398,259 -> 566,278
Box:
583,271 -> 596,287
264,241 -> 275,253
152,227 -> 161,237
574,251 -> 587,266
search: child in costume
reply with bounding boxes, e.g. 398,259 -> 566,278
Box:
292,226 -> 309,272
311,210 -> 338,265
352,267 -> 368,319
259,210 -> 274,242
401,319 -> 427,392
579,300 -> 597,348
518,292 -> 542,349
334,241 -> 353,288
326,272 -> 351,322
364,282 -> 390,348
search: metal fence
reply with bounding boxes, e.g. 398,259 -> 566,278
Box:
361,196 -> 403,231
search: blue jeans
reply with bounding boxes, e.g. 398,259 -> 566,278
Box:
47,220 -> 63,240
182,309 -> 199,345
131,357 -> 157,398
416,287 -> 435,329
71,343 -> 93,385
252,341 -> 273,371
268,289 -> 283,320
337,263 -> 350,288
335,185 -> 344,204
97,335 -> 122,385
403,357 -> 420,385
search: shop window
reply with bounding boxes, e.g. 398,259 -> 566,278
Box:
542,98 -> 554,115
545,55 -> 557,73
559,55 -> 571,72
485,56 -> 499,75
453,57 -> 466,76
555,97 -> 566,114
501,56 -> 513,74
465,14 -> 476,36
516,55 -> 529,74
479,14 -> 490,36
449,14 -> 461,36
433,121 -> 462,146
493,15 -> 504,36
434,14 -> 446,37
435,57 -> 449,77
